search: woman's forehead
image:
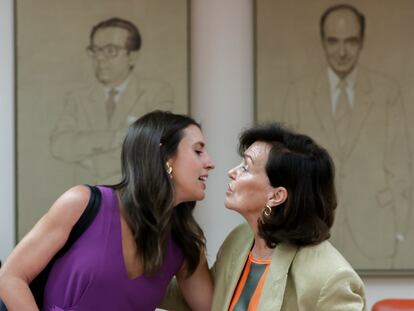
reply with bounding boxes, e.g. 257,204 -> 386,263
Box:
181,125 -> 205,145
244,141 -> 271,162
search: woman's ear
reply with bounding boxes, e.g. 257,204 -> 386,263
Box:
267,186 -> 288,207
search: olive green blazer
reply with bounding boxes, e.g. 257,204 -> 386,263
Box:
161,223 -> 366,311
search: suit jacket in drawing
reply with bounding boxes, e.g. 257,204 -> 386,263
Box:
283,66 -> 411,267
50,74 -> 173,184
161,223 -> 366,311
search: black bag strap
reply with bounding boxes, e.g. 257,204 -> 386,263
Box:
30,184 -> 102,307
55,185 -> 101,257
0,186 -> 101,310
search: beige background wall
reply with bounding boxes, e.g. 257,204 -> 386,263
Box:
1,0 -> 413,308
0,0 -> 15,264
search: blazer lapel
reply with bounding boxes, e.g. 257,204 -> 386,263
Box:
110,75 -> 144,129
310,72 -> 341,158
343,68 -> 373,159
87,84 -> 108,129
257,243 -> 298,311
222,233 -> 254,310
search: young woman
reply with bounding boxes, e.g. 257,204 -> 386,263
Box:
0,111 -> 215,311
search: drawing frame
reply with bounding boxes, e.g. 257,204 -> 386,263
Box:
255,0 -> 414,275
16,0 -> 190,239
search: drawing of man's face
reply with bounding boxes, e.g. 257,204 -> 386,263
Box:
322,9 -> 363,79
89,27 -> 138,88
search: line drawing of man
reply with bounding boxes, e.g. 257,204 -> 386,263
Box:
50,17 -> 173,185
282,4 -> 411,269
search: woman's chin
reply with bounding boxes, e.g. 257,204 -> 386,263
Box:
191,191 -> 205,202
224,200 -> 234,211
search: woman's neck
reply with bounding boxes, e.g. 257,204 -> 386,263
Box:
252,234 -> 274,260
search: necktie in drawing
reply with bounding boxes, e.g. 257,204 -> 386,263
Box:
334,81 -> 351,152
106,89 -> 118,122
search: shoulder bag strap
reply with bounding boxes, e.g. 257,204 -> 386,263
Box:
31,185 -> 102,307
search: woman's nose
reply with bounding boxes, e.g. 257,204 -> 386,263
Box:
205,153 -> 215,170
228,166 -> 237,179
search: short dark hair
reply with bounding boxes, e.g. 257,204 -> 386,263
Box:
320,4 -> 366,40
113,110 -> 205,276
238,123 -> 337,247
90,17 -> 142,51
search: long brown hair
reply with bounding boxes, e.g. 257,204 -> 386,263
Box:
112,111 -> 206,276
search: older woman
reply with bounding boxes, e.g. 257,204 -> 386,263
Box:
162,122 -> 366,311
213,122 -> 366,310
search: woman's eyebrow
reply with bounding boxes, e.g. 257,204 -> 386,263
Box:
193,141 -> 205,148
243,153 -> 254,164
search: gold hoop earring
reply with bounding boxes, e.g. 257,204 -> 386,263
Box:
264,203 -> 272,217
165,162 -> 173,178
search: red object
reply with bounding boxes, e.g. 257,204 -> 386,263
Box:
372,299 -> 414,311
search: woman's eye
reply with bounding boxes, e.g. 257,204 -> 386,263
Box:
195,150 -> 202,155
241,165 -> 248,172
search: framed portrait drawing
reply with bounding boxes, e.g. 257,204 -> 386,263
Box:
16,0 -> 189,238
256,0 -> 414,274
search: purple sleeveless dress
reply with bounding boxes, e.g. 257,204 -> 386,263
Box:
42,186 -> 184,311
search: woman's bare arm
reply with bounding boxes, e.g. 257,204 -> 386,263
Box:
0,185 -> 90,311
175,254 -> 213,311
